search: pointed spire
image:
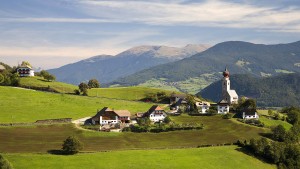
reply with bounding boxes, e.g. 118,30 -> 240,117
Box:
223,66 -> 229,77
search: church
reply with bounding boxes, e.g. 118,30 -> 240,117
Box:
217,67 -> 238,114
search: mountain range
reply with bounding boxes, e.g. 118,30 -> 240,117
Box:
48,44 -> 210,85
109,41 -> 300,93
199,73 -> 300,107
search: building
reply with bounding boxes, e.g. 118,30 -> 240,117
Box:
195,101 -> 211,114
143,105 -> 167,122
242,111 -> 259,120
221,67 -> 238,104
91,107 -> 131,125
217,67 -> 238,114
16,65 -> 34,77
170,93 -> 187,105
217,99 -> 230,114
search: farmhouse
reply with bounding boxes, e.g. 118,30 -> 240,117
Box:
195,101 -> 211,114
242,111 -> 259,120
143,105 -> 167,122
170,93 -> 187,105
91,107 -> 131,125
217,67 -> 238,114
17,65 -> 34,77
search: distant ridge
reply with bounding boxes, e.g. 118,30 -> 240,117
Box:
109,40 -> 300,93
48,44 -> 210,85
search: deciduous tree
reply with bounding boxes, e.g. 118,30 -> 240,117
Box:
62,136 -> 83,155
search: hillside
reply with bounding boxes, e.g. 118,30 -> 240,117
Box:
48,44 -> 210,85
198,73 -> 300,107
110,41 -> 300,93
5,146 -> 275,169
19,76 -> 78,93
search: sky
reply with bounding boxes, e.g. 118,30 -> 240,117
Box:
0,0 -> 300,69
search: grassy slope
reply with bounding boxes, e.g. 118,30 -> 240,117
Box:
19,76 -> 77,93
0,115 -> 267,153
257,110 -> 292,130
0,86 -> 155,123
4,146 -> 275,169
88,86 -> 178,101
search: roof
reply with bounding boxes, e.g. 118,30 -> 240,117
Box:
92,107 -> 112,119
114,110 -> 131,117
0,65 -> 5,70
195,101 -> 210,106
218,99 -> 229,105
243,109 -> 257,116
227,90 -> 238,98
171,93 -> 187,99
17,65 -> 32,69
143,105 -> 165,117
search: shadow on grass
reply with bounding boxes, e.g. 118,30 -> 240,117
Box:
235,147 -> 273,164
37,79 -> 51,82
259,132 -> 273,139
47,150 -> 67,155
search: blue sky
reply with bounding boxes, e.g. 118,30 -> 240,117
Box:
1,0 -> 300,69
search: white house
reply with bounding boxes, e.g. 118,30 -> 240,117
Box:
143,105 -> 167,122
217,99 -> 229,114
221,67 -> 238,104
195,101 -> 211,114
91,107 -> 131,125
242,111 -> 259,120
17,65 -> 34,77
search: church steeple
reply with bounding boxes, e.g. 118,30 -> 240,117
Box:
223,66 -> 230,78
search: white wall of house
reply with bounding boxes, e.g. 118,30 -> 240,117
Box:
198,105 -> 210,113
243,112 -> 259,120
218,105 -> 229,114
149,113 -> 166,122
100,116 -> 119,125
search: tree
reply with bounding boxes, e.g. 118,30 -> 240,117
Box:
0,154 -> 13,169
272,125 -> 286,142
78,82 -> 88,96
164,116 -> 171,124
20,61 -> 32,68
39,70 -> 56,82
87,79 -> 100,88
62,136 -> 83,155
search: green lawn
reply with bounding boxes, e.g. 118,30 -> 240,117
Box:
0,86 -> 155,123
88,86 -> 177,101
259,116 -> 292,130
0,115 -> 268,153
19,76 -> 77,93
3,146 -> 276,169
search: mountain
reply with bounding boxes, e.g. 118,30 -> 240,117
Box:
48,44 -> 210,85
109,41 -> 300,93
198,73 -> 300,107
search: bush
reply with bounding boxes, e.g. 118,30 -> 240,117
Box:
88,79 -> 100,88
0,154 -> 13,169
222,113 -> 233,119
74,89 -> 80,95
164,116 -> 171,124
62,136 -> 83,155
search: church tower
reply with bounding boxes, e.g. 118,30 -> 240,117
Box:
222,67 -> 230,101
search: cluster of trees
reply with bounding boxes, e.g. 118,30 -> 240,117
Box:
0,62 -> 19,86
144,91 -> 168,103
36,70 -> 56,82
76,79 -> 100,96
238,106 -> 300,169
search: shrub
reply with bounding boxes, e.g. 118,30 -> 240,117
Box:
0,154 -> 13,169
62,136 -> 83,155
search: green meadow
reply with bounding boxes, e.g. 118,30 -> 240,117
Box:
0,86 -> 155,123
88,86 -> 177,101
3,146 -> 276,169
19,76 -> 77,93
0,115 -> 267,153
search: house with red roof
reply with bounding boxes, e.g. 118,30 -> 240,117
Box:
91,107 -> 131,125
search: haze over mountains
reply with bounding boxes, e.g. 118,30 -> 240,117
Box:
110,41 -> 300,93
48,44 -> 210,85
199,73 -> 300,107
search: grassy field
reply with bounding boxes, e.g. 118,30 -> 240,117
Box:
3,146 -> 276,169
259,116 -> 292,130
0,86 -> 155,123
88,86 -> 178,101
0,115 -> 267,153
19,76 -> 77,93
